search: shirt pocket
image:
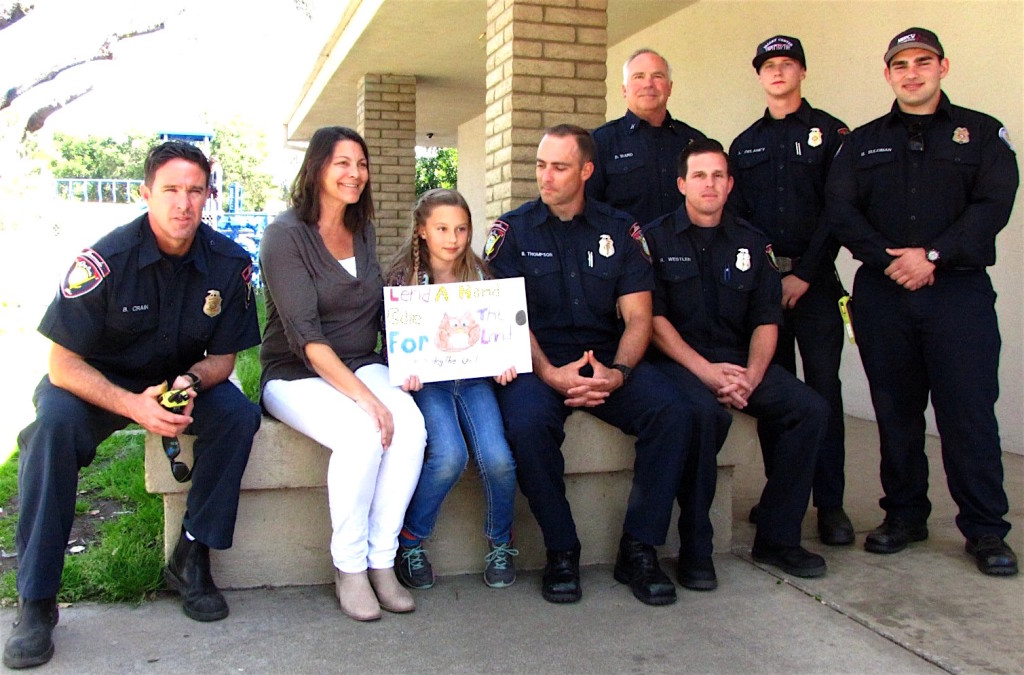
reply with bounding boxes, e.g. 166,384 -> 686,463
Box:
102,309 -> 159,353
655,259 -> 699,317
716,268 -> 759,323
522,256 -> 562,311
931,138 -> 982,196
789,147 -> 823,169
180,313 -> 216,358
604,155 -> 646,205
734,149 -> 771,172
855,149 -> 897,172
581,253 -> 624,313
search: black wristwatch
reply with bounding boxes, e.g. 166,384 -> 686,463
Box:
183,371 -> 202,393
611,363 -> 632,383
926,248 -> 941,263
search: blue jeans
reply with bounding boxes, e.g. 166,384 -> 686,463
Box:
405,378 -> 516,544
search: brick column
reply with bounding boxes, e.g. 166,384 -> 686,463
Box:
357,74 -> 417,261
484,0 -> 608,220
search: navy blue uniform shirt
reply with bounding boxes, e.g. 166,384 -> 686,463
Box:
728,99 -> 848,281
827,92 -> 1019,271
643,207 -> 782,363
39,214 -> 261,389
588,109 -> 706,226
484,198 -> 653,367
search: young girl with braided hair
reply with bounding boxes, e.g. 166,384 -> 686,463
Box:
385,188 -> 519,590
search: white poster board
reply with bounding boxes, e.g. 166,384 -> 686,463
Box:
383,277 -> 532,386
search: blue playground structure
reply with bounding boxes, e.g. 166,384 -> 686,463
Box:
210,201 -> 267,289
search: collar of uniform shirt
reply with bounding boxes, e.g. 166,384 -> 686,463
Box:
137,214 -> 208,274
525,198 -> 619,232
885,90 -> 954,126
624,108 -> 685,135
758,98 -> 813,126
671,205 -> 738,238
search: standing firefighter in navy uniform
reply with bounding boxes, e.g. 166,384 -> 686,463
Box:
827,28 -> 1019,575
4,142 -> 262,669
728,35 -> 854,546
587,48 -> 706,227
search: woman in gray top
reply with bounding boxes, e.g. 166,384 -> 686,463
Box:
259,127 -> 426,622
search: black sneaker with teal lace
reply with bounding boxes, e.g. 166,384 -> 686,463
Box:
396,543 -> 435,589
484,541 -> 519,588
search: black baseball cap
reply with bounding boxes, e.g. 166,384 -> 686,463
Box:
884,27 -> 944,64
752,35 -> 806,71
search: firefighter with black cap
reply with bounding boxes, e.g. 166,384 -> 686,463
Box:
728,35 -> 854,547
827,27 -> 1019,575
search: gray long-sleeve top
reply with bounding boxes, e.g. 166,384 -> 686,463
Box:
258,208 -> 384,394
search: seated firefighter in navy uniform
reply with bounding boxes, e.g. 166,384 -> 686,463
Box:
485,124 -> 692,607
4,142 -> 261,670
643,138 -> 830,586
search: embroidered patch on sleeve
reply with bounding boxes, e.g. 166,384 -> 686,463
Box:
241,264 -> 254,308
483,220 -> 510,262
999,127 -> 1015,152
764,244 -> 780,272
61,248 -> 110,298
628,223 -> 651,262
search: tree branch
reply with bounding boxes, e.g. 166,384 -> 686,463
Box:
0,20 -> 164,115
23,86 -> 92,136
107,21 -> 165,43
0,2 -> 34,32
2,55 -> 108,111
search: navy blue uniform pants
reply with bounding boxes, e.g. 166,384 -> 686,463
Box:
656,360 -> 826,554
650,361 -> 731,559
773,270 -> 846,509
854,267 -> 1010,540
15,377 -> 260,600
496,362 -> 690,552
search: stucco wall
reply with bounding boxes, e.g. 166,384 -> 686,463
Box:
603,1 -> 1024,454
458,112 -> 490,253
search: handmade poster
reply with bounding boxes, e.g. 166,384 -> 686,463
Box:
383,278 -> 532,385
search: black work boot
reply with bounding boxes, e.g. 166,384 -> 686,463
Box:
613,532 -> 677,606
164,528 -> 229,621
3,596 -> 58,669
541,541 -> 582,603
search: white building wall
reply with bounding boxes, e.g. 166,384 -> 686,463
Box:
458,112 -> 489,254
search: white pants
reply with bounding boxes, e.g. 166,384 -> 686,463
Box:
263,364 -> 426,573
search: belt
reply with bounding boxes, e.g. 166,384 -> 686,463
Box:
775,255 -> 800,274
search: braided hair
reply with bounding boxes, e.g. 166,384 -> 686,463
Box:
385,188 -> 488,286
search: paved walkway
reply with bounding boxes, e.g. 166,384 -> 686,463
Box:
2,417 -> 1021,673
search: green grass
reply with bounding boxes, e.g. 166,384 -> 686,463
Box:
235,290 -> 266,402
0,444 -> 21,597
0,292 -> 268,604
0,432 -> 164,604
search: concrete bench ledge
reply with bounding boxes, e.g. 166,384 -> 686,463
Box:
146,412 -> 758,589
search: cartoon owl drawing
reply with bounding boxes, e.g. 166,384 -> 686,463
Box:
435,312 -> 482,352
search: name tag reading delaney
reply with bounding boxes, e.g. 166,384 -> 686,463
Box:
383,278 -> 532,386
